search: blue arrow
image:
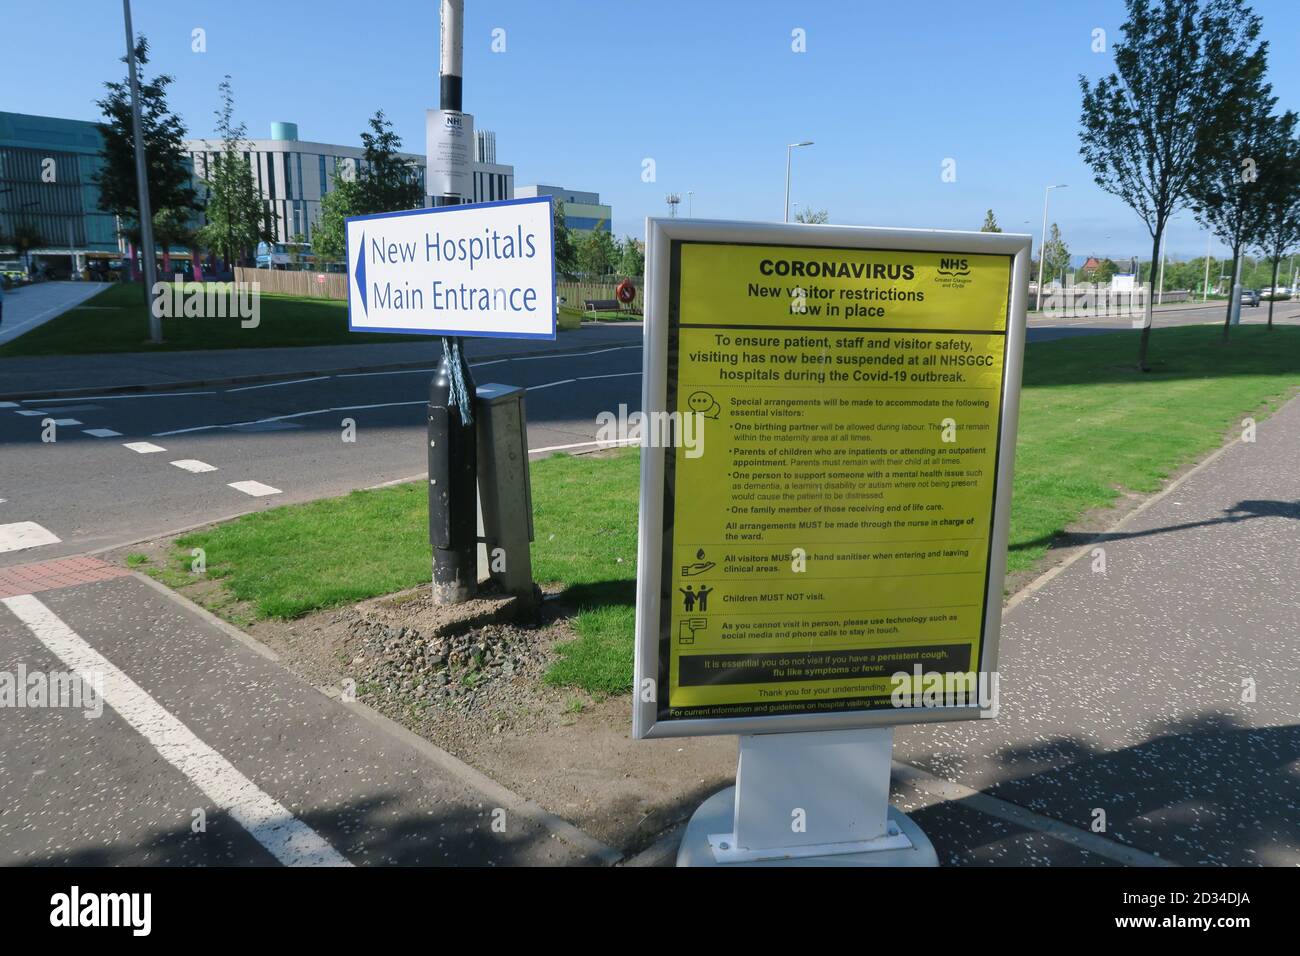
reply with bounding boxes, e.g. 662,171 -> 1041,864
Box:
355,231 -> 367,313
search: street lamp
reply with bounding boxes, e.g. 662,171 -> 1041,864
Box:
687,190 -> 693,218
1035,184 -> 1067,311
784,141 -> 813,222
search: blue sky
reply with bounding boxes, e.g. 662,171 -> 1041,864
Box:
6,0 -> 1300,260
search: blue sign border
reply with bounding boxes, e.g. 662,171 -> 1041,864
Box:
344,194 -> 557,340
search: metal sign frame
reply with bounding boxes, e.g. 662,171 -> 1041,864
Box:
632,218 -> 1032,739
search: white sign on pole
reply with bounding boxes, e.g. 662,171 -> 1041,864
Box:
345,196 -> 556,340
426,108 -> 474,200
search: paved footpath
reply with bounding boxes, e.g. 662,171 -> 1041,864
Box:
0,558 -> 615,866
893,392 -> 1300,866
0,281 -> 107,347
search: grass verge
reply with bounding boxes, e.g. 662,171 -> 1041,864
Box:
139,325 -> 1299,695
0,282 -> 434,356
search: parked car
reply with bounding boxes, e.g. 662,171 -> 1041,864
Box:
1241,289 -> 1261,307
1260,287 -> 1292,301
1,260 -> 27,286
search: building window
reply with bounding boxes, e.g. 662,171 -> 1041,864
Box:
318,154 -> 327,195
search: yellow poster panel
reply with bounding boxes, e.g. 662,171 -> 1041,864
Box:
662,241 -> 1011,720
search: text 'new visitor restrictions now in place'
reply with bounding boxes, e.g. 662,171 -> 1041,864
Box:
660,241 -> 1012,721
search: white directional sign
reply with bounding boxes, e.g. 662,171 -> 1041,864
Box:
345,196 -> 556,340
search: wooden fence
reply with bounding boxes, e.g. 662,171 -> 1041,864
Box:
235,267 -> 346,300
232,269 -> 648,313
557,278 -> 645,314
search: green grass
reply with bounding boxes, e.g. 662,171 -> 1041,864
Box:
0,282 -> 434,356
159,324 -> 1299,695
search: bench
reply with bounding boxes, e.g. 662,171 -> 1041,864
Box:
584,298 -> 622,317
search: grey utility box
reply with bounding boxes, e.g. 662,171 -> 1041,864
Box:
474,383 -> 537,607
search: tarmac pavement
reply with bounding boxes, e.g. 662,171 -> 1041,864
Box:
893,392 -> 1300,866
0,562 -> 612,866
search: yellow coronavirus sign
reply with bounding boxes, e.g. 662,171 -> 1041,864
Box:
634,223 -> 1030,738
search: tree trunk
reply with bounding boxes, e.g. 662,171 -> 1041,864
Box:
1222,243 -> 1241,341
1268,257 -> 1279,329
1136,231 -> 1161,371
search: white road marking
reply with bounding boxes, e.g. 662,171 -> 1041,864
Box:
0,521 -> 61,554
528,438 -> 639,455
527,378 -> 576,391
0,594 -> 352,867
171,459 -> 218,473
49,418 -> 82,426
153,400 -> 426,437
577,372 -> 640,382
0,401 -> 17,408
336,367 -> 439,379
28,390 -> 216,403
226,376 -> 329,393
122,441 -> 166,454
14,409 -> 49,416
228,480 -> 282,497
82,428 -> 122,438
512,347 -> 624,361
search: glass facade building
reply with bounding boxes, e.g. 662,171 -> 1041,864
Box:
0,111 -> 121,268
186,122 -> 515,256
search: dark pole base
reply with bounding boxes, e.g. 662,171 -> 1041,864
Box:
428,340 -> 478,604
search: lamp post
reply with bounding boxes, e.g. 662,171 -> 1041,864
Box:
122,0 -> 160,342
1035,184 -> 1066,311
784,141 -> 813,222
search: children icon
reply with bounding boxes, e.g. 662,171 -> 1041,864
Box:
681,584 -> 713,612
695,584 -> 712,611
679,585 -> 697,612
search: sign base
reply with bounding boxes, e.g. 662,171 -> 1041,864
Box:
676,729 -> 938,867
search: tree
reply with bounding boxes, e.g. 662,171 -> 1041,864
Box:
617,236 -> 645,277
312,172 -> 360,264
577,229 -> 617,278
1187,51 -> 1280,339
355,110 -> 423,215
10,220 -> 44,276
552,200 -> 577,279
794,207 -> 829,224
152,206 -> 195,275
93,36 -> 198,269
980,209 -> 1002,233
1042,223 -> 1070,285
195,76 -> 276,268
1079,0 -> 1265,368
1251,115 -> 1300,328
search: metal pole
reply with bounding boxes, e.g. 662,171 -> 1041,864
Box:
784,147 -> 792,222
1034,184 -> 1064,312
783,141 -> 812,222
429,0 -> 477,604
122,0 -> 160,342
